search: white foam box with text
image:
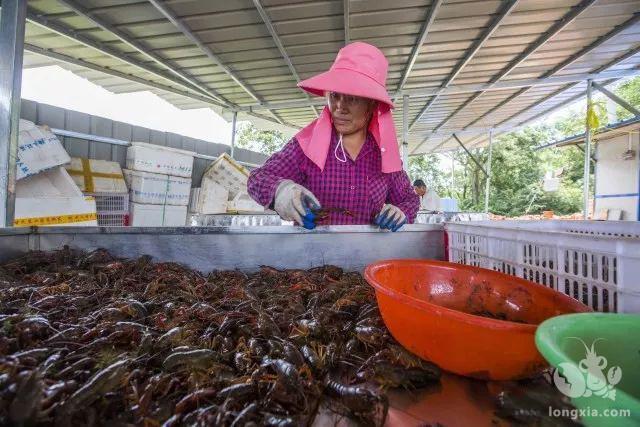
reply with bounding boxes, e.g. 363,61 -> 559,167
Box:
17,120 -> 71,180
14,167 -> 97,227
123,169 -> 191,206
129,202 -> 187,227
126,142 -> 195,178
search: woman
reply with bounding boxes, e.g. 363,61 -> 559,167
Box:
248,42 -> 419,231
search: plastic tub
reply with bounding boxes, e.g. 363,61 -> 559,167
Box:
364,259 -> 591,380
536,313 -> 640,427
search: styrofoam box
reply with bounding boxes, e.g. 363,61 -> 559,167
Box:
198,177 -> 229,214
14,197 -> 98,227
129,202 -> 187,227
17,119 -> 71,180
202,153 -> 249,199
227,191 -> 264,213
126,142 -> 194,178
189,188 -> 200,213
65,157 -> 127,193
16,166 -> 82,198
123,169 -> 191,206
446,220 -> 640,313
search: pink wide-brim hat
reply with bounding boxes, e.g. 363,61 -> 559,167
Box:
298,42 -> 394,108
293,42 -> 402,173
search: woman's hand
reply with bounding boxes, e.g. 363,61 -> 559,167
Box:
374,204 -> 406,232
274,180 -> 321,228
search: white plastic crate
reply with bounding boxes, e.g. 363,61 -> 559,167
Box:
445,220 -> 640,313
88,192 -> 129,213
88,192 -> 129,227
97,212 -> 129,227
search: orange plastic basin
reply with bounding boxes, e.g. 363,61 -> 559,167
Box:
364,259 -> 591,380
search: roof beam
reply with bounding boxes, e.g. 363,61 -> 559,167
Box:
252,0 -> 319,118
53,0 -> 230,106
147,0 -> 285,124
409,0 -> 519,129
425,78 -> 620,154
24,43 -> 223,106
410,0 -> 597,154
147,1 -> 257,104
436,74 -> 625,153
395,0 -> 443,95
461,43 -> 640,150
25,9 -> 228,106
23,43 -> 300,130
439,12 -> 640,140
343,0 -> 350,45
453,134 -> 488,177
237,69 -> 640,112
592,81 -> 640,117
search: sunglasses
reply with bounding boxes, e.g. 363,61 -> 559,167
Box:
326,91 -> 370,107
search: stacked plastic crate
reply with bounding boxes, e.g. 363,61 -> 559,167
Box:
65,158 -> 129,226
445,220 -> 640,313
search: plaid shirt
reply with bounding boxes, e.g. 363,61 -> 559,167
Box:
248,131 -> 419,225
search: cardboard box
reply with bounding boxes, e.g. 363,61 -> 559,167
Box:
126,142 -> 194,178
123,169 -> 191,206
202,153 -> 249,199
17,119 -> 71,180
65,157 -> 127,193
129,202 -> 187,226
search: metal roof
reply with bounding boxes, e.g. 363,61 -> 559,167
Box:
536,116 -> 640,148
19,0 -> 640,154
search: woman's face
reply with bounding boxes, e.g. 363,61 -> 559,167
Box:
326,91 -> 376,136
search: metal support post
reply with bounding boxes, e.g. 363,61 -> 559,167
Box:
484,130 -> 493,213
583,79 -> 593,219
452,134 -> 488,177
0,0 -> 27,227
450,154 -> 455,198
402,95 -> 409,171
230,111 -> 238,159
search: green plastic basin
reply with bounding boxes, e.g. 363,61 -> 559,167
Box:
535,313 -> 640,427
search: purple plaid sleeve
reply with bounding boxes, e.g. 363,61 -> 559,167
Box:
247,139 -> 305,207
386,170 -> 420,223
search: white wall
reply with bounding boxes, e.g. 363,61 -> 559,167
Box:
594,131 -> 640,220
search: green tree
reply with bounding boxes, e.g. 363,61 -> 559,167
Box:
408,155 -> 447,195
615,76 -> 640,120
235,122 -> 288,155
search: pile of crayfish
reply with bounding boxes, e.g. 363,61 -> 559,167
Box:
0,248 -> 441,426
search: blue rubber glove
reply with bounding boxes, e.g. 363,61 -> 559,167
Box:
374,204 -> 407,232
301,208 -> 317,230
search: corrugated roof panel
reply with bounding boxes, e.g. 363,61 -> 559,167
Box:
19,0 -> 640,142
